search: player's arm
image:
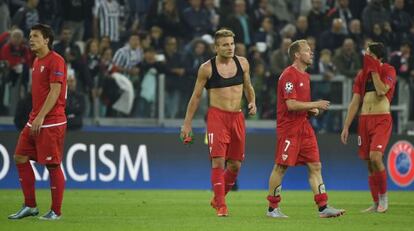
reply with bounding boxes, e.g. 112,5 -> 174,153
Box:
180,62 -> 210,139
371,72 -> 390,96
240,57 -> 256,115
31,83 -> 62,135
340,93 -> 361,144
285,99 -> 330,112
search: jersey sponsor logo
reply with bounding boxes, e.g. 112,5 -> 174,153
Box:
299,82 -> 304,87
387,140 -> 414,187
285,82 -> 293,93
54,71 -> 64,77
46,156 -> 53,161
40,65 -> 45,72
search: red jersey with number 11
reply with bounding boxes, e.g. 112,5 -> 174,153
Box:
29,51 -> 67,127
276,65 -> 311,134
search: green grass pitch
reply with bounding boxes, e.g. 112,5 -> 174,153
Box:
1,190 -> 413,231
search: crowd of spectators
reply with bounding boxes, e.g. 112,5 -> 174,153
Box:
0,0 -> 413,132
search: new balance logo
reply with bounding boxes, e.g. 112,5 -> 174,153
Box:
377,145 -> 383,149
46,156 -> 52,161
282,154 -> 288,161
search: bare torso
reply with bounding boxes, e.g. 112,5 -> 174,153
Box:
208,58 -> 244,112
361,92 -> 390,115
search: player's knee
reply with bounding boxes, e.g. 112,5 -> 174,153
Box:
226,160 -> 241,173
14,155 -> 29,164
274,165 -> 288,175
308,163 -> 322,173
211,157 -> 225,169
369,152 -> 383,164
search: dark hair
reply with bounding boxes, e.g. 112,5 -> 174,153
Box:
31,24 -> 54,50
368,42 -> 385,60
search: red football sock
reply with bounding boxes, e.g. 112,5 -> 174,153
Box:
368,175 -> 379,203
267,195 -> 281,209
314,193 -> 328,208
224,169 -> 238,195
48,166 -> 65,215
374,170 -> 387,195
16,162 -> 36,207
211,168 -> 225,207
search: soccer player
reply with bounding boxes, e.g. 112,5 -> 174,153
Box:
180,28 -> 256,217
266,39 -> 345,218
341,42 -> 396,213
8,24 -> 67,220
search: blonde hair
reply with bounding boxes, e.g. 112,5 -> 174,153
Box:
288,39 -> 307,61
214,28 -> 235,44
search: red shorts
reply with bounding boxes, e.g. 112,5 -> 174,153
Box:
358,114 -> 392,160
275,121 -> 320,166
15,124 -> 67,165
206,107 -> 245,161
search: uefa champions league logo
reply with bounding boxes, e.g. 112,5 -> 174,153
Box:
387,141 -> 414,187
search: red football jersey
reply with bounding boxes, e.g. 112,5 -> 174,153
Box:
29,51 -> 67,126
276,65 -> 311,134
353,63 -> 397,103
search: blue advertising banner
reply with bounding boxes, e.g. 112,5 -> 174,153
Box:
0,130 -> 413,190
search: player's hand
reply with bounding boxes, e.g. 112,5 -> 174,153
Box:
180,124 -> 193,144
308,108 -> 319,117
248,102 -> 257,115
340,128 -> 349,145
30,116 -> 44,136
314,100 -> 330,110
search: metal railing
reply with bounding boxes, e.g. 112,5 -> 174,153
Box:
0,74 -> 410,134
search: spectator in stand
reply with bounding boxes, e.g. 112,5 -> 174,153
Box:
37,0 -> 60,33
93,0 -> 121,48
370,23 -> 397,50
253,16 -> 280,56
269,37 -> 292,77
136,47 -> 165,118
12,0 -> 39,36
390,42 -> 414,80
204,0 -> 220,31
327,0 -> 354,34
151,0 -> 186,39
279,23 -> 297,40
66,69 -> 85,130
361,0 -> 391,35
293,16 -> 310,40
62,0 -> 90,42
312,49 -> 336,133
53,26 -> 82,62
319,18 -> 346,52
0,28 -> 32,114
307,0 -> 328,37
348,19 -> 363,50
306,36 -> 319,74
149,26 -> 164,52
391,0 -> 413,45
333,38 -> 361,79
181,0 -> 212,39
0,0 -> 11,34
250,0 -> 274,30
112,33 -> 142,83
267,0 -> 295,24
83,39 -> 101,117
222,0 -> 252,46
163,36 -> 187,118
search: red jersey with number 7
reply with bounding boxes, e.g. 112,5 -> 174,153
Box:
29,51 -> 67,127
276,65 -> 311,134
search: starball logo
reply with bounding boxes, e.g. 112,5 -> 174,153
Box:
387,141 -> 414,187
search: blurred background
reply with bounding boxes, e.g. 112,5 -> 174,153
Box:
0,0 -> 413,190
